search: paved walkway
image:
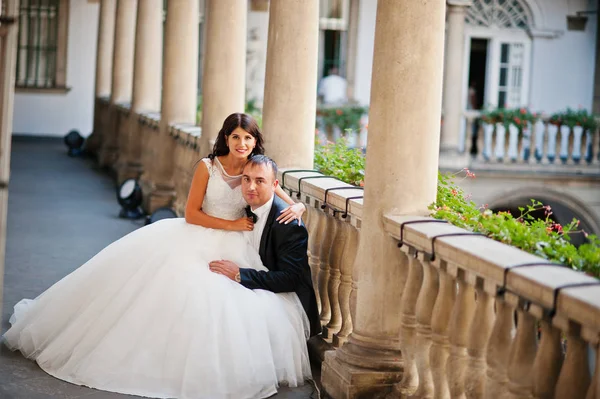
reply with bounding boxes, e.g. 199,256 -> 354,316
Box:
0,137 -> 315,399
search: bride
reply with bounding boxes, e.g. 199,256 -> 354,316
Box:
3,113 -> 313,399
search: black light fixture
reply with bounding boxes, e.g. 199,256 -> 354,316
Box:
117,178 -> 144,219
145,207 -> 178,225
64,129 -> 85,157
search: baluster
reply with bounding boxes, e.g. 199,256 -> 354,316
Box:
547,123 -> 558,163
555,326 -> 592,399
475,120 -> 484,160
465,281 -> 495,399
506,304 -> 537,398
520,123 -> 529,162
495,123 -> 506,162
559,125 -> 571,164
318,212 -> 337,326
333,223 -> 359,347
323,217 -> 349,341
531,120 -> 544,163
307,206 -> 325,314
430,263 -> 457,399
413,255 -> 440,397
586,344 -> 599,399
482,122 -> 493,161
573,125 -> 584,163
532,320 -> 563,399
446,269 -> 476,399
485,298 -> 515,399
508,123 -> 519,162
394,247 -> 424,396
592,126 -> 600,165
464,116 -> 473,155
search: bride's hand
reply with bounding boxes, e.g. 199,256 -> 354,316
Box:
230,217 -> 254,231
277,202 -> 306,225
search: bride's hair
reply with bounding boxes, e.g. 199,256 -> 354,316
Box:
208,113 -> 265,160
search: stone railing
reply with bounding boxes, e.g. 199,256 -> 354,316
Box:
170,125 -> 202,215
462,111 -> 600,172
384,216 -> 599,398
137,111 -> 160,182
99,101 -> 131,169
276,170 -> 364,354
280,169 -> 599,398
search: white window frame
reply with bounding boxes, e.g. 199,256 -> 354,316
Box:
462,26 -> 532,110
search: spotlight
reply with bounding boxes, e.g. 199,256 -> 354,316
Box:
64,130 -> 85,157
145,207 -> 178,225
117,179 -> 144,219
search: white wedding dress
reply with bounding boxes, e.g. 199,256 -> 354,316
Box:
3,158 -> 311,399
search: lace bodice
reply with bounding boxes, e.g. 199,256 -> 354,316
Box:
200,158 -> 247,221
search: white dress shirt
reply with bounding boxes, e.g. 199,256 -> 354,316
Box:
247,195 -> 274,252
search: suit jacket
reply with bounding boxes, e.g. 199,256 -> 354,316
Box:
239,196 -> 321,337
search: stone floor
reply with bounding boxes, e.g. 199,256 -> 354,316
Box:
0,137 -> 317,399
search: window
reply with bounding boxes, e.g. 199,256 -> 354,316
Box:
318,0 -> 349,79
464,0 -> 532,108
14,0 -> 68,90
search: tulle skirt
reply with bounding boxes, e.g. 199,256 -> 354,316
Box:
3,218 -> 311,399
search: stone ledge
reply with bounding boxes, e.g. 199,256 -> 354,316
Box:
138,111 -> 161,128
276,169 -> 364,226
383,214 -> 600,339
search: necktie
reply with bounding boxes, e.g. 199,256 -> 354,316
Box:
245,206 -> 258,223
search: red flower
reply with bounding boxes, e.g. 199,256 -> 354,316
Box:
520,108 -> 526,114
451,189 -> 458,196
336,109 -> 343,116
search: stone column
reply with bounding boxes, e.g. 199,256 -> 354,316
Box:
261,0 -> 319,169
200,0 -> 246,154
87,0 -> 116,155
321,1 -> 446,398
96,0 -> 117,97
117,0 -> 162,182
593,7 -> 600,114
98,0 -> 137,168
0,0 -> 19,323
143,0 -> 198,212
440,0 -> 471,154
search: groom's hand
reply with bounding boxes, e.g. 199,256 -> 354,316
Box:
209,260 -> 240,281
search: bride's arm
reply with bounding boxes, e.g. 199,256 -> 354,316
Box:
185,162 -> 253,231
274,185 -> 306,225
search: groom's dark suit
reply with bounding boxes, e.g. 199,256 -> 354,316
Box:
239,196 -> 321,337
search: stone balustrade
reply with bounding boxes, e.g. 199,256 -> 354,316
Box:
462,111 -> 600,173
170,124 -> 201,215
277,169 -> 599,399
137,110 -> 160,185
385,215 -> 599,399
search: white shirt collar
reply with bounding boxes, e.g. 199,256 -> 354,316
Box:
252,195 -> 274,220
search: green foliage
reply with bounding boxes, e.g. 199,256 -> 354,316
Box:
245,99 -> 263,128
314,136 -> 365,187
480,107 -> 539,128
313,141 -> 600,277
317,105 -> 368,133
549,108 -> 598,130
430,170 -> 600,277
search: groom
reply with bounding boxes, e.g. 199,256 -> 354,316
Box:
208,155 -> 321,337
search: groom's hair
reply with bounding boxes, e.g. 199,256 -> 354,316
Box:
245,155 -> 278,179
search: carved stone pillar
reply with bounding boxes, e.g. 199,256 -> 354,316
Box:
117,0 -> 162,183
321,1 -> 446,397
261,0 -> 319,169
88,0 -> 116,155
99,0 -> 137,168
440,0 -> 472,154
200,0 -> 247,154
142,0 -> 198,212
